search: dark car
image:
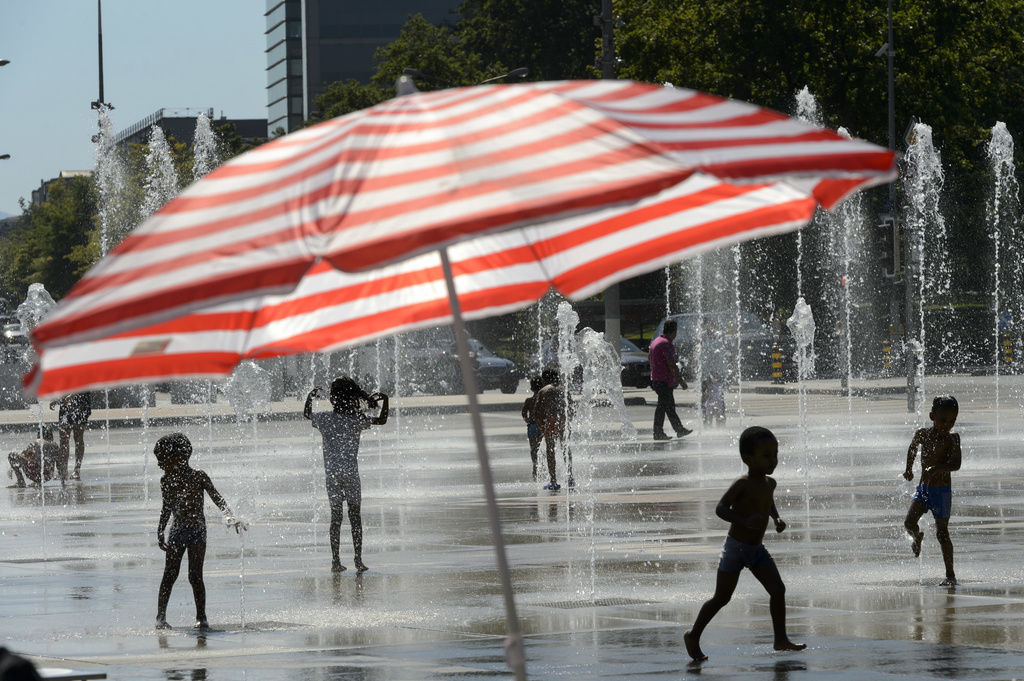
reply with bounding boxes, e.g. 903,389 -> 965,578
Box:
534,331 -> 650,389
653,312 -> 796,382
618,337 -> 650,388
352,326 -> 519,395
467,338 -> 521,394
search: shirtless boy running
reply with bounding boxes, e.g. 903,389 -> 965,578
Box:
684,426 -> 805,661
903,395 -> 961,586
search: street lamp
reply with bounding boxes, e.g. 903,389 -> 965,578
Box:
1,61 -> 7,160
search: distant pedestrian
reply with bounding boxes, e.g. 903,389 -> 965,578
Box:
304,376 -> 389,573
49,392 -> 91,481
649,320 -> 692,440
521,376 -> 544,481
155,433 -> 244,630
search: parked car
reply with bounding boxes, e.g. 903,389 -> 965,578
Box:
618,337 -> 651,388
2,320 -> 26,344
351,326 -> 519,395
467,337 -> 521,393
653,312 -> 797,381
533,331 -> 650,389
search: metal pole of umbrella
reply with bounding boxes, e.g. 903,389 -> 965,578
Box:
438,248 -> 527,681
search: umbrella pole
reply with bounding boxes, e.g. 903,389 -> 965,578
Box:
439,248 -> 528,680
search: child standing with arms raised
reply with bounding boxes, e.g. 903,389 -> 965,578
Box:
155,433 -> 244,630
684,426 -> 804,662
305,376 -> 388,573
903,395 -> 961,586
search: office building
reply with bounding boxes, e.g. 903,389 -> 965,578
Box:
115,109 -> 267,148
264,0 -> 458,136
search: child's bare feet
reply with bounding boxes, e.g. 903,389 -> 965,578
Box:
355,560 -> 369,573
155,618 -> 171,630
940,576 -> 958,586
683,630 -> 707,661
774,639 -> 806,652
331,561 -> 347,573
910,529 -> 924,557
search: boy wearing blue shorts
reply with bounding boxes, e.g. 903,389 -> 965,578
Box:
683,426 -> 805,661
903,395 -> 962,586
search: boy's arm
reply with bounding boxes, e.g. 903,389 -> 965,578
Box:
770,499 -> 786,533
521,398 -> 532,423
157,502 -> 170,551
203,473 -> 245,532
370,393 -> 389,425
903,430 -> 923,480
303,387 -> 323,420
715,478 -> 760,529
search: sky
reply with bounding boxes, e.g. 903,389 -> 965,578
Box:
0,1 -> 267,216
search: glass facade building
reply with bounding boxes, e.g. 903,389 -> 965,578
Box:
265,0 -> 458,137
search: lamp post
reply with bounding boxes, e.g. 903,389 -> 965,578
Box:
91,0 -> 113,115
877,0 -> 912,411
596,0 -> 622,357
1,60 -> 8,160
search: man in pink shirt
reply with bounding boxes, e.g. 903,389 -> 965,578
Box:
649,319 -> 692,440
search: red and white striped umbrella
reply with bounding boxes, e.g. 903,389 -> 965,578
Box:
28,174 -> 818,396
31,80 -> 894,355
25,79 -> 895,680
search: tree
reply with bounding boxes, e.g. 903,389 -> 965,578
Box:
458,0 -> 601,81
0,176 -> 98,301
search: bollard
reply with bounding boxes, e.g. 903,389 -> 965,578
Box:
771,340 -> 784,384
1002,330 -> 1013,371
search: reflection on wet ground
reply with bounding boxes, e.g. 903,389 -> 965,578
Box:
3,376 -> 1024,679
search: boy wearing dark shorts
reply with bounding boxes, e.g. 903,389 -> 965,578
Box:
903,395 -> 961,586
684,426 -> 805,661
155,433 -> 244,629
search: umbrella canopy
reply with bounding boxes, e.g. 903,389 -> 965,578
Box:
28,174 -> 818,397
31,80 -> 894,354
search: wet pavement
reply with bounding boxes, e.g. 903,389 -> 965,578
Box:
4,375 -> 1024,680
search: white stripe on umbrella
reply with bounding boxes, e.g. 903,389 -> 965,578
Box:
28,174 -> 816,398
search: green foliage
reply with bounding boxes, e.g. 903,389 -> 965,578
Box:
213,120 -> 265,160
0,176 -> 98,301
312,79 -> 391,122
458,0 -> 601,81
616,0 -> 1024,297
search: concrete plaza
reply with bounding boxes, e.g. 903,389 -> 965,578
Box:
3,375 -> 1024,680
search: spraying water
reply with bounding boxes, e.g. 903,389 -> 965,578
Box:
94,106 -> 128,256
577,328 -> 637,440
794,87 -> 824,301
986,122 -> 1020,447
787,297 -> 815,515
192,113 -> 220,182
903,123 -> 949,416
139,126 -> 180,223
836,127 -> 866,422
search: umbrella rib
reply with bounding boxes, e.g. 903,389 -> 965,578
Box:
438,248 -> 527,680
